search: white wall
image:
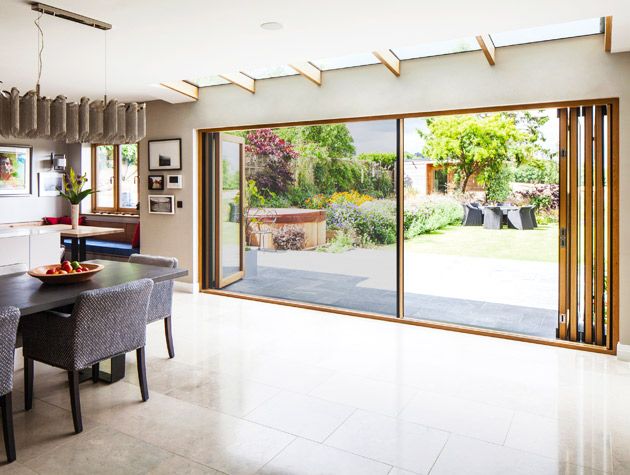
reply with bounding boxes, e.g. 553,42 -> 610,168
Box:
140,35 -> 630,345
0,138 -> 68,224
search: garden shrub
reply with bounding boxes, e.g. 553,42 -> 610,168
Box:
484,166 -> 513,203
404,197 -> 463,239
355,200 -> 397,245
326,201 -> 361,231
512,161 -> 559,184
318,231 -> 356,253
272,226 -> 306,250
328,191 -> 373,207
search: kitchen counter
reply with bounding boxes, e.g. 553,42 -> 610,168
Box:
0,224 -> 70,238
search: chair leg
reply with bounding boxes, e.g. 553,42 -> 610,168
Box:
0,393 -> 16,463
91,363 -> 100,383
136,347 -> 149,402
24,357 -> 33,411
164,316 -> 175,359
67,371 -> 83,434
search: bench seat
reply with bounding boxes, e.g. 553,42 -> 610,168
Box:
62,238 -> 139,258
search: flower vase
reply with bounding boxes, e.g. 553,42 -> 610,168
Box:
71,204 -> 80,229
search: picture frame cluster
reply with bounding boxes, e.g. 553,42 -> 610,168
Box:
147,138 -> 182,215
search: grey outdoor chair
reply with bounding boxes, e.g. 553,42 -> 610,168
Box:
21,279 -> 154,434
528,207 -> 538,228
507,206 -> 535,230
129,254 -> 178,358
483,206 -> 503,230
462,203 -> 484,226
0,307 -> 20,463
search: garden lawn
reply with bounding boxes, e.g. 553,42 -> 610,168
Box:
403,223 -> 558,262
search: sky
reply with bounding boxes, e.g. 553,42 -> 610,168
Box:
346,109 -> 559,158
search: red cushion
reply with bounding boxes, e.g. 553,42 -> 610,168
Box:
131,223 -> 140,249
43,217 -> 59,225
57,216 -> 87,225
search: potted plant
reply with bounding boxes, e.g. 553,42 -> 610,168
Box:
59,167 -> 95,229
241,179 -> 266,278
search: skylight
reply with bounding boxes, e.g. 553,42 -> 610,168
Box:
491,18 -> 604,47
392,37 -> 480,60
311,53 -> 380,71
241,65 -> 298,80
186,76 -> 230,87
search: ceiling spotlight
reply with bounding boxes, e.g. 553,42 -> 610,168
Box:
260,21 -> 283,31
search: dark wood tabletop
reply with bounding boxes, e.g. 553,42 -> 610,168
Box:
0,260 -> 188,316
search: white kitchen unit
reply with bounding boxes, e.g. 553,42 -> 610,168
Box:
0,225 -> 67,268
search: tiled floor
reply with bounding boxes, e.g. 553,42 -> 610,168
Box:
5,291 -> 630,474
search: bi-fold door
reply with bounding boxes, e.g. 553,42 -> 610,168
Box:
557,104 -> 617,348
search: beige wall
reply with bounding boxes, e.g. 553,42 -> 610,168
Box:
139,35 -> 630,345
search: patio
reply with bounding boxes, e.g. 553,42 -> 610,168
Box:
226,225 -> 559,339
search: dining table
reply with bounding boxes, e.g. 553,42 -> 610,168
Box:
60,225 -> 125,261
0,259 -> 187,383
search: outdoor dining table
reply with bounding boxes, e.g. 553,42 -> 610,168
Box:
0,259 -> 187,383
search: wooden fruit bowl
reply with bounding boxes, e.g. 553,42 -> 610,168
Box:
28,263 -> 104,285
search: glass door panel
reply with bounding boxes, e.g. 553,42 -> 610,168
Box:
215,134 -> 245,288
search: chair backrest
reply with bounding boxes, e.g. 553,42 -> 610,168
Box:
129,254 -> 177,321
484,206 -> 503,217
0,263 -> 27,277
71,279 -> 153,369
0,306 -> 20,396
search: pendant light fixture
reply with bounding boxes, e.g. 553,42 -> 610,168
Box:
0,2 -> 146,144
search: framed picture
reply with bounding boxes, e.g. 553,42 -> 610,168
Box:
148,175 -> 164,191
166,175 -> 183,189
38,172 -> 63,197
0,145 -> 32,196
148,195 -> 175,215
148,139 -> 182,171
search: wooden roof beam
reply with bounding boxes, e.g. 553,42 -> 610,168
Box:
219,72 -> 256,93
476,34 -> 496,65
605,16 -> 613,52
289,62 -> 322,86
373,50 -> 400,77
159,80 -> 199,101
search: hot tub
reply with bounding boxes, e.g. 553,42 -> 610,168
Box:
247,208 -> 326,250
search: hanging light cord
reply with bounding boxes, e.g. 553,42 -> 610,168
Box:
34,11 -> 44,95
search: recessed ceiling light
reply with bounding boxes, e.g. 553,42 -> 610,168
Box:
260,21 -> 283,31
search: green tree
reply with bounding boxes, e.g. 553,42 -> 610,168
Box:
420,113 -> 534,193
276,124 -> 356,158
357,152 -> 397,170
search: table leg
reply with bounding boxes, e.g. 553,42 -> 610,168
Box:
71,238 -> 79,262
78,354 -> 126,384
79,238 -> 87,261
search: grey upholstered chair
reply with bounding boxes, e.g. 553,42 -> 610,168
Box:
462,203 -> 484,226
0,307 -> 21,463
21,279 -> 154,434
483,206 -> 503,230
128,254 -> 178,358
507,206 -> 534,230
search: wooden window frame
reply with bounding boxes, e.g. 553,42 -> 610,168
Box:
91,143 -> 139,214
197,97 -> 619,356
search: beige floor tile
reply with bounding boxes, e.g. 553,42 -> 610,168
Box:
23,425 -> 173,474
505,411 -> 613,473
245,390 -> 354,442
78,388 -> 294,475
259,438 -> 391,475
0,462 -> 38,474
398,390 -> 513,444
309,373 -> 417,417
325,410 -> 448,474
430,435 -> 565,475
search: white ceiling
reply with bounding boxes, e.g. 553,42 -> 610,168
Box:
1,0 -> 629,102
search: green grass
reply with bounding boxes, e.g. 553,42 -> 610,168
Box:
403,223 -> 559,262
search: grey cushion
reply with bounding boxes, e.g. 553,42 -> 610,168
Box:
129,254 -> 177,323
0,307 -> 20,396
22,279 -> 153,371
